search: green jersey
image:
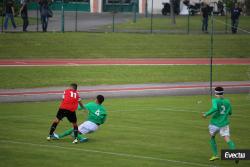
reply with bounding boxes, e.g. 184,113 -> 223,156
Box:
205,97 -> 232,127
84,102 -> 107,125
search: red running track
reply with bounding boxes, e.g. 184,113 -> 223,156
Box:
1,83 -> 250,97
0,58 -> 250,66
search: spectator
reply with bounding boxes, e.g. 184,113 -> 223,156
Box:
20,0 -> 29,32
4,0 -> 16,30
39,0 -> 49,32
231,3 -> 242,34
201,2 -> 209,33
242,4 -> 246,16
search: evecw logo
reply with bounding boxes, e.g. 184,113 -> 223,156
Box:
221,150 -> 250,160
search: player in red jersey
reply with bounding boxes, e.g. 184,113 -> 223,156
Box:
47,83 -> 84,144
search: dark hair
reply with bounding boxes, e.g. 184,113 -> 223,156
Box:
70,83 -> 77,90
97,95 -> 105,104
215,87 -> 224,95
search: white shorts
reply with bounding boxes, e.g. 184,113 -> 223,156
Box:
208,124 -> 230,137
78,121 -> 99,134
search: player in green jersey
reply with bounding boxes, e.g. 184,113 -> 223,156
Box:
202,87 -> 238,163
54,95 -> 107,143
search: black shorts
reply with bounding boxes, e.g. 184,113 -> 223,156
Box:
56,109 -> 77,123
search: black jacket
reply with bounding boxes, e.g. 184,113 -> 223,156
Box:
231,7 -> 242,20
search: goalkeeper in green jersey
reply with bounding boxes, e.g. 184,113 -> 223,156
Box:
203,87 -> 238,163
54,95 -> 107,143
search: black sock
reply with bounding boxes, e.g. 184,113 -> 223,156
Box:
49,122 -> 58,135
73,125 -> 78,139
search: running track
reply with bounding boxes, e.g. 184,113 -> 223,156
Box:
0,82 -> 249,102
0,59 -> 249,102
0,58 -> 250,66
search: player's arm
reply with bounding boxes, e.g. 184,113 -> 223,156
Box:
101,113 -> 107,121
228,104 -> 232,116
77,101 -> 90,112
99,113 -> 107,124
78,101 -> 84,110
203,99 -> 218,118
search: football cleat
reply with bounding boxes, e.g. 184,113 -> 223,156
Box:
52,133 -> 59,139
46,136 -> 51,141
47,133 -> 59,141
79,138 -> 88,143
209,156 -> 219,161
72,138 -> 78,144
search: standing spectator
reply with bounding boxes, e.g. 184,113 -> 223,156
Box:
201,2 -> 209,33
231,3 -> 242,34
4,0 -> 16,30
39,0 -> 49,32
242,4 -> 246,16
20,0 -> 29,32
217,0 -> 224,16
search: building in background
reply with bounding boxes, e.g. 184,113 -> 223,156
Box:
27,0 -> 247,14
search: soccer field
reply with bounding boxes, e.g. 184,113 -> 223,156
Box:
0,94 -> 249,167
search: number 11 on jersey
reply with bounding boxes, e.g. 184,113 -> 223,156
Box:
70,91 -> 77,98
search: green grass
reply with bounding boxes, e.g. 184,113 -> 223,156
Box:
0,95 -> 250,167
0,65 -> 249,89
102,15 -> 250,33
0,33 -> 250,58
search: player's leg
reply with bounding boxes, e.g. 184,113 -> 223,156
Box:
67,111 -> 78,143
220,126 -> 238,164
220,125 -> 235,149
72,119 -> 78,140
58,128 -> 74,139
208,125 -> 220,161
47,109 -> 64,140
78,121 -> 99,143
77,133 -> 88,143
77,122 -> 90,142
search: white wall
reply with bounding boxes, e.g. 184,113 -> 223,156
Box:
90,0 -> 102,13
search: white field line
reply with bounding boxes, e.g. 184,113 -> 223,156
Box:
0,140 -> 213,167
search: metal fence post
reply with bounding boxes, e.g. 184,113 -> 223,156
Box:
75,1 -> 78,32
1,0 -> 5,32
145,0 -> 148,17
61,0 -> 64,32
170,0 -> 176,25
150,0 -> 153,33
112,1 -> 115,32
225,0 -> 228,34
112,12 -> 115,32
187,9 -> 190,34
133,0 -> 137,23
37,3 -> 39,32
209,12 -> 214,97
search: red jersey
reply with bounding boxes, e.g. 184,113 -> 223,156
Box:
60,89 -> 81,112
